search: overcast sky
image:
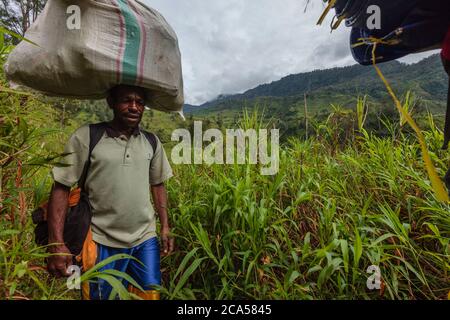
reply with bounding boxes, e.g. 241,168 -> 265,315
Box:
143,0 -> 436,105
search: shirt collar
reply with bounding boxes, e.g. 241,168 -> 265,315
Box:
105,122 -> 141,138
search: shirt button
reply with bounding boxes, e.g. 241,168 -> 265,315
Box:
126,154 -> 130,158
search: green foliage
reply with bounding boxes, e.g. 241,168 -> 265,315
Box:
2,91 -> 450,299
1,25 -> 448,301
160,110 -> 449,299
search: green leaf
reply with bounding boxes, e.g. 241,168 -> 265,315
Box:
0,31 -> 4,52
93,274 -> 130,300
340,239 -> 349,274
371,233 -> 397,246
288,270 -> 301,285
9,282 -> 17,298
82,254 -> 141,280
0,86 -> 33,96
307,265 -> 322,274
173,247 -> 199,281
291,250 -> 299,265
0,25 -> 40,47
13,261 -> 27,279
317,264 -> 333,288
190,222 -> 218,265
0,229 -> 20,237
352,228 -> 363,284
301,232 -> 311,263
171,257 -> 207,299
100,269 -> 144,292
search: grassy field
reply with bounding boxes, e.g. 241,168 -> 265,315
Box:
1,87 -> 449,299
160,112 -> 450,300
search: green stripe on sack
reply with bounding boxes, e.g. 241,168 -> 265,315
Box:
117,0 -> 141,84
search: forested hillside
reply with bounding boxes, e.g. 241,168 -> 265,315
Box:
189,54 -> 446,113
183,54 -> 447,140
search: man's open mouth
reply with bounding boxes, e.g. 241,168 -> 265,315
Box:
125,114 -> 140,120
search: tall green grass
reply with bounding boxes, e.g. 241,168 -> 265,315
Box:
1,73 -> 449,300
1,100 -> 449,299
160,109 -> 449,300
0,28 -> 448,300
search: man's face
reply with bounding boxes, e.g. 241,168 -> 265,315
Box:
111,86 -> 146,128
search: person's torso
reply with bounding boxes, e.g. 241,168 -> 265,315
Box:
86,130 -> 157,248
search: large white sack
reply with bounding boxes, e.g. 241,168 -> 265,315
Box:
4,0 -> 184,113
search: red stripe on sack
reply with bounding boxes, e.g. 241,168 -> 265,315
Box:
442,26 -> 450,62
127,0 -> 147,86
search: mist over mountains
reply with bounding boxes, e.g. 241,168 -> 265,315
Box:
184,54 -> 447,115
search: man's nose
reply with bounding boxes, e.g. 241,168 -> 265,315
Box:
128,100 -> 139,112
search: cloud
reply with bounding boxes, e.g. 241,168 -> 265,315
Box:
142,0 -> 433,105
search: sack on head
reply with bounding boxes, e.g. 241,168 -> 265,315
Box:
4,0 -> 184,113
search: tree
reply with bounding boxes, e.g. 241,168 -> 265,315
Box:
0,0 -> 47,39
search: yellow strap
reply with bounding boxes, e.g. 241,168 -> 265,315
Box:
128,285 -> 160,300
79,228 -> 97,300
368,41 -> 449,202
316,2 -> 449,202
317,0 -> 337,26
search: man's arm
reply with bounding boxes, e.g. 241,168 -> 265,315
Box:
47,182 -> 72,277
151,183 -> 174,255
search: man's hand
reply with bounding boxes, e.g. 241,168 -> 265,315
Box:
151,183 -> 174,256
47,244 -> 72,278
160,226 -> 174,256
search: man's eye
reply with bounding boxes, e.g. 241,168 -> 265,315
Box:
119,98 -> 144,106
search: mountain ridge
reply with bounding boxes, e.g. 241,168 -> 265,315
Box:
184,54 -> 447,115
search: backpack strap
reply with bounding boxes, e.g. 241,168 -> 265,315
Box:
78,122 -> 108,191
142,130 -> 158,157
77,124 -> 157,190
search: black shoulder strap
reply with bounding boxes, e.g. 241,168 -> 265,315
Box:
77,125 -> 157,189
78,122 -> 108,191
142,130 -> 158,156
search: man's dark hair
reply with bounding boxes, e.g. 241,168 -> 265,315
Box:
106,84 -> 147,108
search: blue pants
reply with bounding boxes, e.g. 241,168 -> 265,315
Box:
89,236 -> 161,300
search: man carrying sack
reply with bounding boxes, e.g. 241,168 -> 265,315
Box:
47,84 -> 174,300
4,0 -> 184,300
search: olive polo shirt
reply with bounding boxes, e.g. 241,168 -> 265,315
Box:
52,123 -> 173,248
